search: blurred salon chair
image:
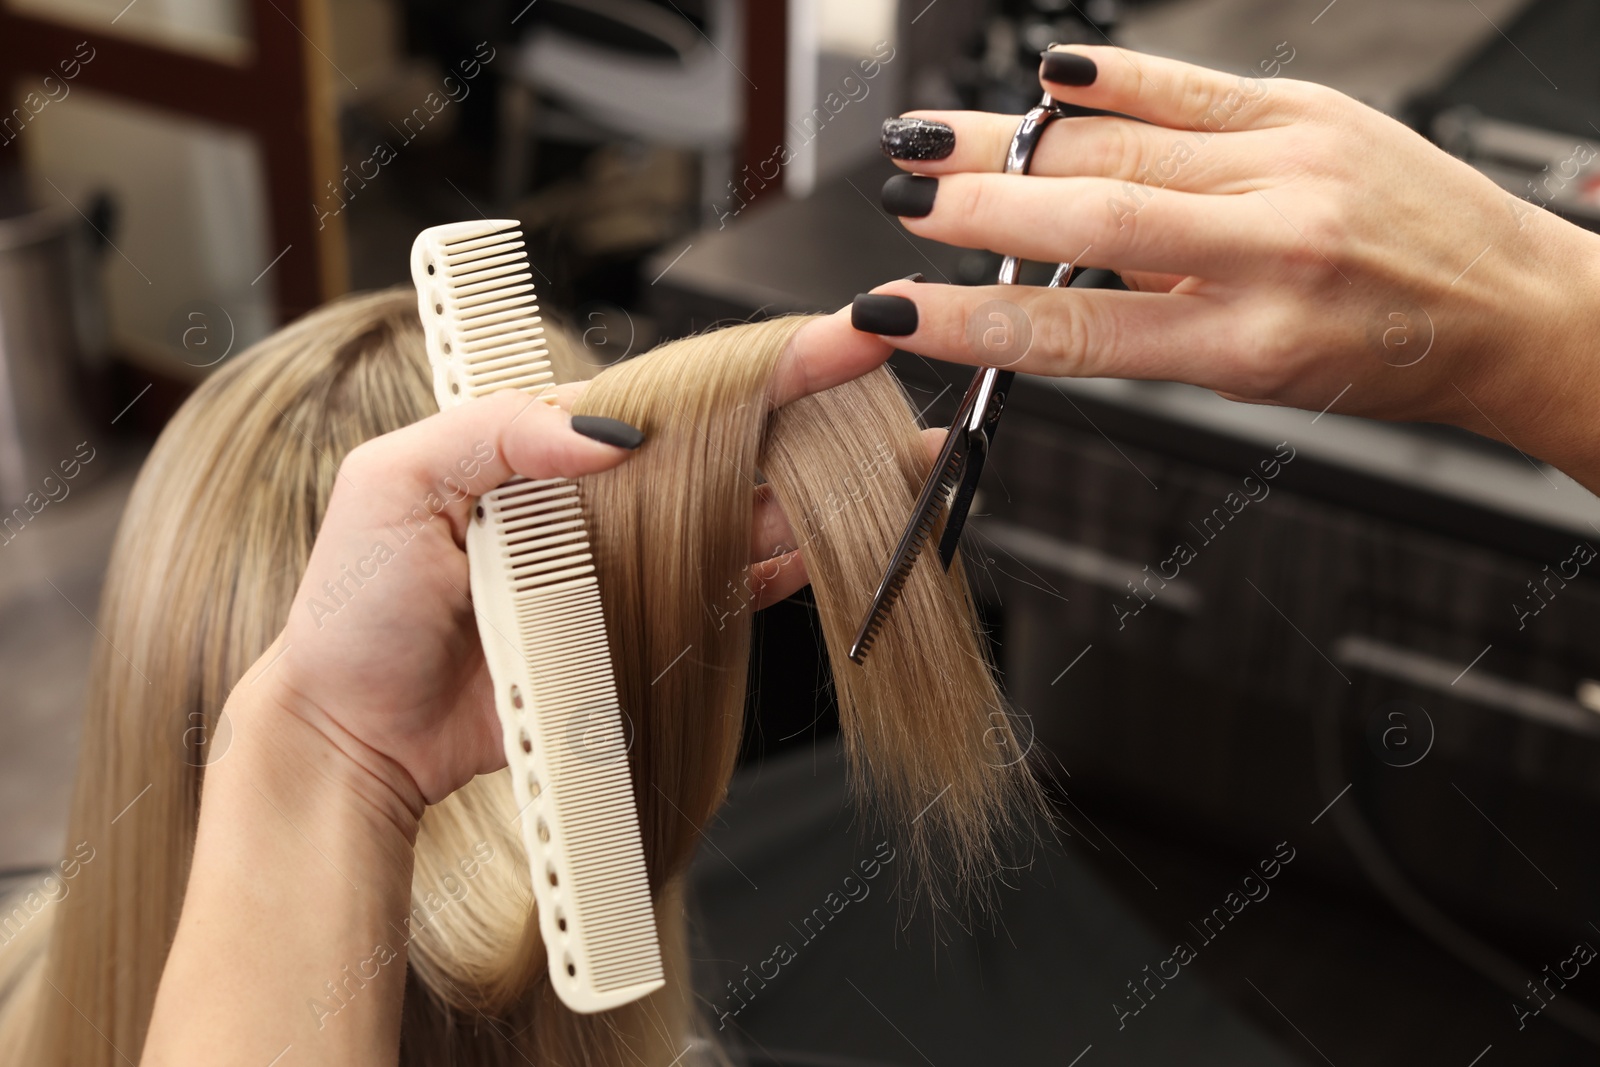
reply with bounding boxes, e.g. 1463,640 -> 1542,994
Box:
497,0 -> 741,211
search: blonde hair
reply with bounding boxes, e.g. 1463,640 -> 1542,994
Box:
0,289 -> 1039,1065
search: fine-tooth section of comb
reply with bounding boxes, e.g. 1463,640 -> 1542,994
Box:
413,220 -> 554,410
410,219 -> 664,1013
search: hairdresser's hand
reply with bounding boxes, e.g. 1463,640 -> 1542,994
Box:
555,306 -> 924,610
249,309 -> 901,819
862,45 -> 1600,490
247,393 -> 643,820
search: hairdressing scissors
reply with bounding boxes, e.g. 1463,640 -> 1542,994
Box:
849,93 -> 1078,665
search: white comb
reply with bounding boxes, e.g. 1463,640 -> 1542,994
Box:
409,219 -> 664,1013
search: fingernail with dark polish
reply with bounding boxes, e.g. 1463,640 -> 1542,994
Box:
902,272 -> 925,283
1040,49 -> 1098,87
572,415 -> 645,450
881,117 -> 955,161
882,174 -> 938,218
851,294 -> 918,337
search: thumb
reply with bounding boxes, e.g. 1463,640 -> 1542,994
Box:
331,389 -> 643,545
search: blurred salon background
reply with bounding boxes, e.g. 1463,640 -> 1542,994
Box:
4,0 -> 1600,1063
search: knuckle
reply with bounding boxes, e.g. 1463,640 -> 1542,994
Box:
1034,296 -> 1095,377
1270,128 -> 1325,173
1279,78 -> 1345,119
984,114 -> 1022,169
1171,67 -> 1222,125
1233,308 -> 1303,398
1236,355 -> 1293,400
482,388 -> 528,419
957,175 -> 995,233
1278,206 -> 1350,285
1121,55 -> 1150,106
1094,184 -> 1144,252
1087,120 -> 1147,184
339,439 -> 384,480
946,298 -> 984,362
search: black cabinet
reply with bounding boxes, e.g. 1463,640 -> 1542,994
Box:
961,376 -> 1600,954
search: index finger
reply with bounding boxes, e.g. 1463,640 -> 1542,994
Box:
1038,44 -> 1303,133
767,304 -> 897,408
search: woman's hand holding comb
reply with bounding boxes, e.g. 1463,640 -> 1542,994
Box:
145,312 -> 902,1065
243,306 -> 897,818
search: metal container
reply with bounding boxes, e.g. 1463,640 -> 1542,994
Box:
0,192 -> 105,506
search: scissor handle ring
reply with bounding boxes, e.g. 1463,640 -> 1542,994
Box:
998,93 -> 1077,288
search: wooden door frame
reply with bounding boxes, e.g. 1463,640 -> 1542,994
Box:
0,0 -> 346,323
740,0 -> 786,213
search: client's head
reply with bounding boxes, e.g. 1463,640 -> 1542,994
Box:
0,288 -> 1039,1067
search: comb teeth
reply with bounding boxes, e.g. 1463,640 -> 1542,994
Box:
411,220 -> 554,409
410,221 -> 664,1014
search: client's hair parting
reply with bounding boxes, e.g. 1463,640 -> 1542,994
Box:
0,290 -> 1040,1066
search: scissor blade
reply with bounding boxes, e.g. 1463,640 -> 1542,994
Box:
847,442 -> 964,665
848,369 -> 989,665
936,367 -> 1015,566
936,429 -> 988,568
